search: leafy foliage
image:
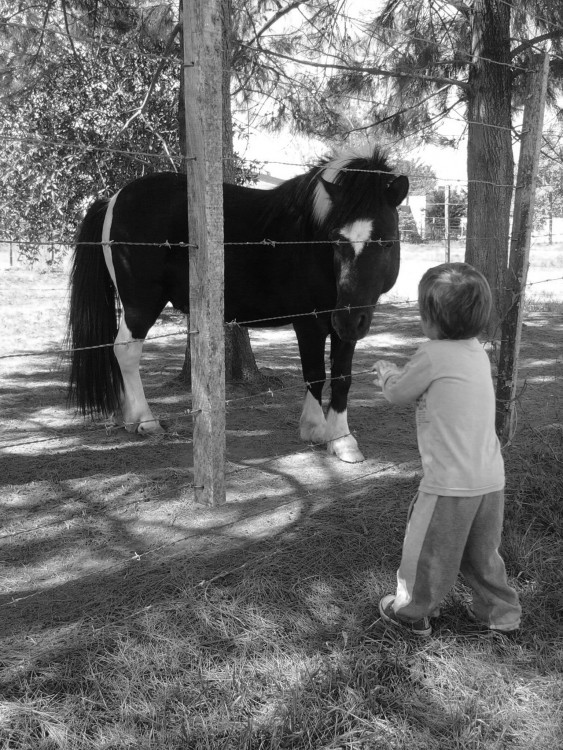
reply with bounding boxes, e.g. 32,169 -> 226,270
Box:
0,1 -> 181,265
4,0 -> 563,268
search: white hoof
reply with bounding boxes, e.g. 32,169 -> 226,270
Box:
137,418 -> 165,435
122,415 -> 164,434
327,435 -> 365,463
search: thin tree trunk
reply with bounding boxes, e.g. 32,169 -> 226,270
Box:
178,0 -> 261,385
465,0 -> 514,339
220,0 -> 262,383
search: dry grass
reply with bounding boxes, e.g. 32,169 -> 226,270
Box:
1,441 -> 562,748
1,242 -> 562,749
1,475 -> 562,749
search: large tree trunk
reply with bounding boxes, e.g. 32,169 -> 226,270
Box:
178,0 -> 261,385
465,0 -> 514,339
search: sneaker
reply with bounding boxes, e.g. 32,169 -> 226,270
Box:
464,604 -> 520,634
378,594 -> 432,638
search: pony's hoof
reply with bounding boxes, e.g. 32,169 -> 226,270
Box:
122,416 -> 164,434
137,419 -> 165,435
327,437 -> 365,463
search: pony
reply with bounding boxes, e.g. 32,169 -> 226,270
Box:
67,146 -> 408,462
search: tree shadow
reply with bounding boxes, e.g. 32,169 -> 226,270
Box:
1,304 -> 561,747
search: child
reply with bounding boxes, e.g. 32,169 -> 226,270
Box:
374,262 -> 521,637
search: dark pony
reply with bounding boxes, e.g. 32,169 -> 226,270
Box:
68,146 -> 408,462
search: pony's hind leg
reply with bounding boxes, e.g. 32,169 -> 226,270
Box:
326,334 -> 364,463
114,316 -> 164,434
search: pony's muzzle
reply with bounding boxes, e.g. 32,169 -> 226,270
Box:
331,308 -> 372,341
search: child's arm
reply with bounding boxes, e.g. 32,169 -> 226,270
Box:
374,348 -> 433,405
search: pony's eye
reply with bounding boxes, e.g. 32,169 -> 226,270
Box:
380,240 -> 395,250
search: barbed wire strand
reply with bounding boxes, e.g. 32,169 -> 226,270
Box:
0,362 -> 384,450
4,230 -> 563,255
0,448 -> 420,612
0,130 -> 536,188
1,266 -> 559,453
1,273 -> 562,364
0,418 -> 421,544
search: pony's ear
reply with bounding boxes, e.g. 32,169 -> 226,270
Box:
318,175 -> 341,200
387,175 -> 409,207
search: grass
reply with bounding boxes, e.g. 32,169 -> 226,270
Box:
1,455 -> 561,747
1,241 -> 562,749
2,466 -> 562,749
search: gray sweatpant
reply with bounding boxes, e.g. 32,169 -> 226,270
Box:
392,490 -> 521,631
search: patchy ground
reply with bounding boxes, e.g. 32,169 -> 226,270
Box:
1,243 -> 562,629
1,244 -> 562,749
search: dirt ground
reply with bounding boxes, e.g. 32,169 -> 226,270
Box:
1,251 -> 562,637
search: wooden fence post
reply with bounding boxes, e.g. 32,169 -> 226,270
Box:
183,0 -> 226,505
495,50 -> 549,442
444,184 -> 451,262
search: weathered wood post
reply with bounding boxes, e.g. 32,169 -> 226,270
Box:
495,50 -> 549,443
183,0 -> 226,504
444,184 -> 451,262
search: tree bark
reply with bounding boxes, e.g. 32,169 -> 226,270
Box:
495,51 -> 549,442
178,0 -> 261,385
219,0 -> 262,383
465,0 -> 514,339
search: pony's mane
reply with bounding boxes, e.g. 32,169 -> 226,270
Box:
262,145 -> 396,235
315,146 -> 392,183
311,146 -> 394,226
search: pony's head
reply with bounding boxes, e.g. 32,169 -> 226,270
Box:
312,147 -> 409,341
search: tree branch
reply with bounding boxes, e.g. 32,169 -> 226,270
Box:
141,118 -> 178,171
340,84 -> 455,136
31,0 -> 55,66
442,0 -> 471,19
244,1 -> 306,47
113,22 -> 181,140
61,0 -> 84,73
246,44 -> 470,90
511,30 -> 563,60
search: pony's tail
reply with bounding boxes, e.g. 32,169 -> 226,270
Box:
66,198 -> 123,418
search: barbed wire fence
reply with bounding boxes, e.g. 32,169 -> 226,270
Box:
1,2 -> 563,608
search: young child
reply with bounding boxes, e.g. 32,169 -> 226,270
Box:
374,262 -> 521,637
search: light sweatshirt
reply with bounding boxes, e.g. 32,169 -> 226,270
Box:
379,338 -> 504,497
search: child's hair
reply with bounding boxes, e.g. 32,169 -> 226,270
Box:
418,262 -> 492,339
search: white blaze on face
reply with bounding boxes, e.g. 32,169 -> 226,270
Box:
340,219 -> 373,256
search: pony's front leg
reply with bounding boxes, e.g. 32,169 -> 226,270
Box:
293,320 -> 329,445
326,333 -> 364,463
114,318 -> 164,434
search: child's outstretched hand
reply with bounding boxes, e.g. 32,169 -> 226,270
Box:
373,359 -> 399,387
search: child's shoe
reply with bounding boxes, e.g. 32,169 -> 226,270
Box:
464,604 -> 520,634
379,594 -> 432,637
